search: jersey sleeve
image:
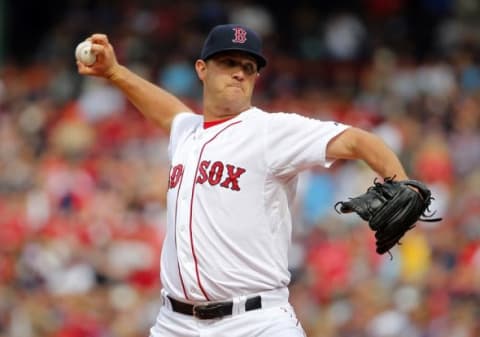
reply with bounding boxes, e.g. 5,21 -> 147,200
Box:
264,112 -> 350,177
168,112 -> 202,161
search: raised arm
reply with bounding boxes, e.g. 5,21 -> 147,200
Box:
326,127 -> 408,180
76,34 -> 192,132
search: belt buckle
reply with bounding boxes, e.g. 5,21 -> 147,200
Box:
192,304 -> 202,318
192,303 -> 225,320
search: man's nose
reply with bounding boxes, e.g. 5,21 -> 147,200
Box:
232,68 -> 245,80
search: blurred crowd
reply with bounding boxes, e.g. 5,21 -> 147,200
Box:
1,1 -> 480,337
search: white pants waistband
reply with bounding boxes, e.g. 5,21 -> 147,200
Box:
161,287 -> 289,317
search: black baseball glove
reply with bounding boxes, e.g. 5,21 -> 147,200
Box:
334,177 -> 441,256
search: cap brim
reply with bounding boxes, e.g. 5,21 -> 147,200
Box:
202,48 -> 267,69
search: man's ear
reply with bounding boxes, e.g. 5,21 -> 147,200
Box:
195,59 -> 207,80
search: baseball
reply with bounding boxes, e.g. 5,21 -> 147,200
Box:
75,40 -> 96,66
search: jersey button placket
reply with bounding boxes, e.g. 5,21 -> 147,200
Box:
188,133 -> 209,300
174,135 -> 197,298
178,132 -> 205,300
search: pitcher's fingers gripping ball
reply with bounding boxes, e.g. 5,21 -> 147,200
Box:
335,177 -> 442,256
75,34 -> 119,78
75,40 -> 96,65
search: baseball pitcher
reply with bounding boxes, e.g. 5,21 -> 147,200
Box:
77,24 -> 439,337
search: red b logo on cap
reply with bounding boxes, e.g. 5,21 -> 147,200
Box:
232,27 -> 247,43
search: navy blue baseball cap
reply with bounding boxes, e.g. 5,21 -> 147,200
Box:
200,24 -> 267,69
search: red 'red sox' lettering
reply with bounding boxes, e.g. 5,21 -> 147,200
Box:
220,164 -> 245,191
169,161 -> 246,191
197,160 -> 246,191
169,164 -> 184,188
196,160 -> 211,184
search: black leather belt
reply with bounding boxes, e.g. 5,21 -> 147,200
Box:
167,295 -> 262,319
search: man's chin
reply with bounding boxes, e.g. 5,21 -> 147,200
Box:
223,92 -> 247,103
219,97 -> 250,113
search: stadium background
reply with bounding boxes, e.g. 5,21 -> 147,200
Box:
1,0 -> 479,336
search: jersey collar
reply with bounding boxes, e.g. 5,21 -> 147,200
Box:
203,117 -> 234,129
202,107 -> 256,129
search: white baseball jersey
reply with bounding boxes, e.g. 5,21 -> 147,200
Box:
161,107 -> 349,302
